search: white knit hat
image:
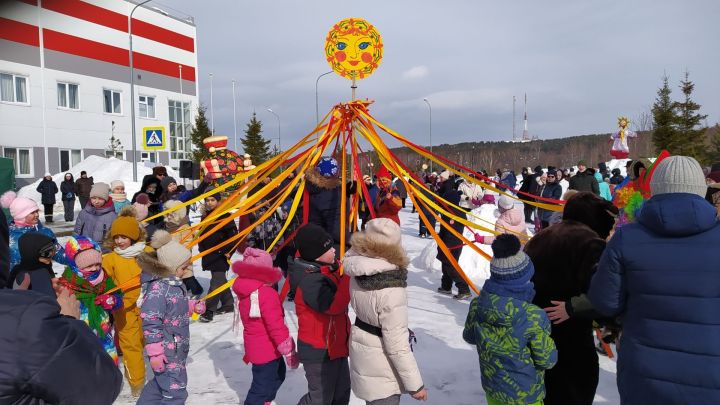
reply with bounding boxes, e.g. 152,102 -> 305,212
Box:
498,195 -> 514,210
364,218 -> 402,246
439,170 -> 451,181
650,156 -> 706,197
150,230 -> 192,271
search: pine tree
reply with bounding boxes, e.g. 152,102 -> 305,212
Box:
189,104 -> 212,164
651,75 -> 677,154
673,71 -> 708,157
702,124 -> 720,166
241,113 -> 271,165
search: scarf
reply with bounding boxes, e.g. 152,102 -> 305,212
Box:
481,276 -> 536,303
114,242 -> 146,258
355,269 -> 408,290
110,192 -> 127,202
78,267 -> 105,286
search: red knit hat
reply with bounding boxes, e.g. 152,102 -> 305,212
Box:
377,165 -> 392,180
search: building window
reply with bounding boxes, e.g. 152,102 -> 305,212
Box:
168,100 -> 191,161
103,89 -> 122,114
141,151 -> 157,163
59,149 -> 82,172
57,82 -> 79,109
0,73 -> 28,104
139,95 -> 155,118
3,147 -> 32,176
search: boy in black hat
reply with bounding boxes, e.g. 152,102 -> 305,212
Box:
9,232 -> 57,296
290,223 -> 351,405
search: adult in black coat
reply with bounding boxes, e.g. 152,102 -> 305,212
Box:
524,192 -> 617,405
60,172 -> 76,221
569,161 -> 600,195
198,193 -> 239,321
304,164 -> 356,250
0,289 -> 122,404
0,209 -> 8,288
132,175 -> 163,225
140,165 -> 167,201
435,177 -> 469,298
36,174 -> 58,223
520,166 -> 543,223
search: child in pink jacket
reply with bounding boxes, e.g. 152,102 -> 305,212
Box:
232,247 -> 299,405
475,195 -> 529,244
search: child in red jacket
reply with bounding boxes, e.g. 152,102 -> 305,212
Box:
289,223 -> 351,405
232,247 -> 299,405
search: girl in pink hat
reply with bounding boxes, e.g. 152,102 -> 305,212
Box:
1,191 -> 68,269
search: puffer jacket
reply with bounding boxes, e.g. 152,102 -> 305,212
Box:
74,199 -> 117,244
569,171 -> 599,195
288,258 -> 350,363
589,193 -> 720,404
463,292 -> 557,404
485,206 -> 528,244
198,211 -> 238,272
36,179 -> 58,205
137,252 -> 191,368
594,173 -> 612,201
8,222 -> 68,270
231,261 -> 290,365
0,290 -> 122,404
537,182 -> 562,222
75,176 -> 94,199
305,167 -> 356,245
343,235 -> 424,401
375,186 -> 402,225
458,180 -> 484,209
60,176 -> 75,201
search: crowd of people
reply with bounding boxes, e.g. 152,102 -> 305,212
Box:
0,154 -> 719,405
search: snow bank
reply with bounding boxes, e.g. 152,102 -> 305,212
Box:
18,156 -> 179,204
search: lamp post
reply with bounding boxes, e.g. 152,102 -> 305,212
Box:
423,98 -> 432,173
129,0 -> 152,182
315,71 -> 333,125
209,73 -> 215,133
232,79 -> 237,151
266,108 -> 281,152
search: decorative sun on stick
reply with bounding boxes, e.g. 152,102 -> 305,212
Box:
325,17 -> 383,80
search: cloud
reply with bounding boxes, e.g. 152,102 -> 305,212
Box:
401,65 -> 429,80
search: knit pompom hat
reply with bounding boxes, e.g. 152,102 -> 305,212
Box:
161,176 -> 177,190
364,218 -> 402,246
163,199 -> 185,225
498,195 -> 514,211
317,157 -> 339,178
150,230 -> 192,271
231,247 -> 282,284
90,182 -> 110,201
134,193 -> 151,205
111,207 -> 142,241
133,203 -> 148,221
650,155 -> 707,197
490,234 -> 534,281
65,236 -> 102,270
0,191 -> 39,223
110,180 -> 125,191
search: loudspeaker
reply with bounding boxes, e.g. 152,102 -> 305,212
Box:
179,160 -> 199,180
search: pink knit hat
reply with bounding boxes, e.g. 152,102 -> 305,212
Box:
0,191 -> 39,223
133,202 -> 148,221
241,247 -> 274,268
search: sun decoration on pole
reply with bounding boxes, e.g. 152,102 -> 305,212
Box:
325,17 -> 383,80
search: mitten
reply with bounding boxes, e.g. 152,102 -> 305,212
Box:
473,234 -> 485,244
284,351 -> 299,369
145,342 -> 167,373
277,337 -> 299,369
188,299 -> 206,316
94,294 -> 116,310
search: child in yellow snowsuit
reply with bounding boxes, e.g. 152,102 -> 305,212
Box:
103,208 -> 153,396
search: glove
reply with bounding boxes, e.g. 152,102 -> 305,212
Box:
188,299 -> 206,316
145,343 -> 167,373
284,351 -> 299,369
277,337 -> 299,369
94,294 -> 116,310
473,234 -> 485,244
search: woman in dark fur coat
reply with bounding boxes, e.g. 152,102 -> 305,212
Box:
524,192 -> 618,405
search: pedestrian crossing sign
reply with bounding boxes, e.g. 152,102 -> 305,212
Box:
143,126 -> 165,150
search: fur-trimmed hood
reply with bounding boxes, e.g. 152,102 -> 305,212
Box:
231,261 -> 282,297
137,251 -> 175,279
305,166 -> 342,190
343,231 -> 409,278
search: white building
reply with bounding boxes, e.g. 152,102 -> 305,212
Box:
0,0 -> 198,187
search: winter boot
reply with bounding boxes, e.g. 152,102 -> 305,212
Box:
437,287 -> 452,295
453,292 -> 472,300
199,311 -> 214,323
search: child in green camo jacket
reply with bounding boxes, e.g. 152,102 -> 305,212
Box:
463,234 -> 557,405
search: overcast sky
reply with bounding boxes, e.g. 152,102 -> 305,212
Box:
166,0 -> 720,151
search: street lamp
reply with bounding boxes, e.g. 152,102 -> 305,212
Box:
423,98 -> 432,173
129,0 -> 152,182
266,108 -> 281,152
209,73 -> 215,133
315,71 -> 333,125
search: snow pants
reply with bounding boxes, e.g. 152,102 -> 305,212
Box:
137,354 -> 188,405
441,262 -> 469,294
114,306 -> 145,389
206,270 -> 234,313
245,357 -> 286,405
366,394 -> 400,405
298,357 -> 351,405
63,199 -> 75,221
43,203 -> 53,222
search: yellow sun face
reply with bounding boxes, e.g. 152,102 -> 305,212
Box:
325,18 -> 383,80
618,116 -> 629,129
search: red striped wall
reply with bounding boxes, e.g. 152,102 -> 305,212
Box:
0,17 -> 40,47
42,29 -> 196,81
41,0 -> 195,52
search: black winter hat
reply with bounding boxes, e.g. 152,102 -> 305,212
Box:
563,192 -> 618,239
18,232 -> 56,264
295,223 -> 334,261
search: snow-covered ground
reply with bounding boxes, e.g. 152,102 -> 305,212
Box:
107,205 -> 619,405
